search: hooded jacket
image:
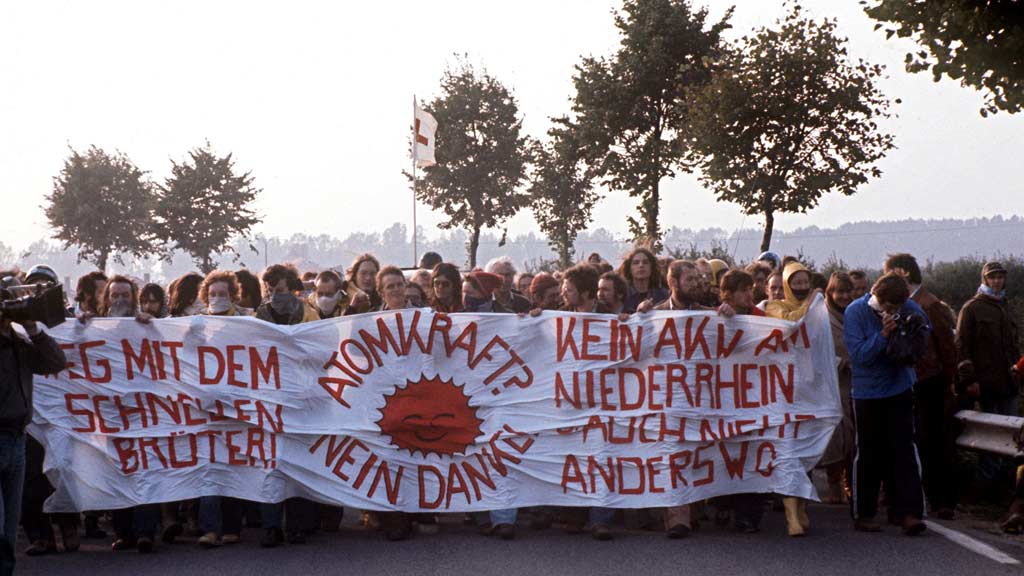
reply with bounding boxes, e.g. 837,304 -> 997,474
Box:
764,262 -> 813,321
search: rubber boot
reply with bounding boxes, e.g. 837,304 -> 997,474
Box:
797,498 -> 810,530
783,497 -> 805,537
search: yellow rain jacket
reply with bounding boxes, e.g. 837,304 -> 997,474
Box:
764,261 -> 813,321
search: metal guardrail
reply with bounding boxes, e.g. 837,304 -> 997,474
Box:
954,410 -> 1024,458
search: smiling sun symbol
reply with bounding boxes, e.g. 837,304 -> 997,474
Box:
376,376 -> 484,457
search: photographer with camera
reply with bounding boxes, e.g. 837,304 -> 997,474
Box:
844,272 -> 930,536
0,271 -> 68,575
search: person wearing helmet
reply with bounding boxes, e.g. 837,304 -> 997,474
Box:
757,251 -> 781,272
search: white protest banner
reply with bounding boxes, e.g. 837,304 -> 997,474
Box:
32,295 -> 840,512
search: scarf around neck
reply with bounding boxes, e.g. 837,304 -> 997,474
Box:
978,283 -> 1006,301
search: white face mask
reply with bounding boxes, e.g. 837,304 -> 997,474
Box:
208,296 -> 232,314
868,294 -> 883,312
317,293 -> 341,313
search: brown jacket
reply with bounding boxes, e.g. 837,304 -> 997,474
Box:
956,293 -> 1021,398
913,287 -> 957,385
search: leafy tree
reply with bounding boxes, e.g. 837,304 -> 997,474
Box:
684,4 -> 895,252
45,146 -> 158,271
864,0 -> 1024,116
414,60 -> 530,268
155,143 -> 262,273
528,122 -> 599,269
568,0 -> 732,247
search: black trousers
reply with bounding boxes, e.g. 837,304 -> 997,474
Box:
852,389 -> 925,521
21,436 -> 78,542
913,376 -> 958,510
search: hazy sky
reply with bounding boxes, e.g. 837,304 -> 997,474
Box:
2,0 -> 1021,253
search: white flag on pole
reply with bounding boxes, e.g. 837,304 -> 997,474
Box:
413,100 -> 437,168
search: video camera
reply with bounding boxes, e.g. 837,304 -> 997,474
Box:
0,277 -> 67,328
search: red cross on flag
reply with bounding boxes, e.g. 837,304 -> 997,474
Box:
413,100 -> 438,168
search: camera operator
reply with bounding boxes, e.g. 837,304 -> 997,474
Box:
843,272 -> 930,536
0,278 -> 68,576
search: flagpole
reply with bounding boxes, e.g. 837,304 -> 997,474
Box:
412,95 -> 418,268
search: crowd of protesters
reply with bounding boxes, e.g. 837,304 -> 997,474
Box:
1,245 -> 1021,568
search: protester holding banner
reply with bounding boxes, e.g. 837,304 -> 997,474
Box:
462,271 -> 503,313
73,271 -> 107,318
376,266 -> 410,312
194,270 -> 251,548
844,273 -> 929,536
764,262 -> 817,536
618,247 -> 669,313
168,272 -> 205,317
528,273 -> 561,311
348,254 -> 383,311
486,257 -> 532,314
596,272 -> 628,315
430,263 -> 463,313
87,276 -> 163,551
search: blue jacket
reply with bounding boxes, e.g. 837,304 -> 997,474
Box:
843,294 -> 929,400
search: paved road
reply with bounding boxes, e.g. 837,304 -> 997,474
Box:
16,503 -> 1024,576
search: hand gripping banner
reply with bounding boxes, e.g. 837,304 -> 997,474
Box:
31,295 -> 840,512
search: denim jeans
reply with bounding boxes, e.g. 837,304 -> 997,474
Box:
199,496 -> 243,536
489,508 -> 517,526
0,434 -> 25,576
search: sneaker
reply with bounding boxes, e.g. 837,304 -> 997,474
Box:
260,528 -> 284,548
222,534 -> 241,545
198,532 -> 223,548
591,524 -> 613,541
666,524 -> 690,539
60,522 -> 80,552
136,537 -> 154,554
902,517 -> 926,536
494,523 -> 515,540
853,518 -> 882,533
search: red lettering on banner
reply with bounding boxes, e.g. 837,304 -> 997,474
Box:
121,339 -> 157,380
693,442 -> 715,487
359,318 -> 401,367
198,346 -> 225,384
556,317 -> 580,361
716,324 -> 743,359
617,457 -> 645,494
581,318 -> 608,360
76,340 -> 110,383
685,317 -> 711,360
65,393 -> 95,432
418,465 -> 445,508
719,442 -> 749,479
755,442 -> 776,476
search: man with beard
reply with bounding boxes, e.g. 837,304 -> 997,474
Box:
746,262 -> 772,304
529,273 -> 562,311
80,277 -> 161,552
596,272 -> 628,315
645,260 -> 710,537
